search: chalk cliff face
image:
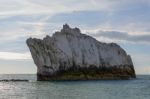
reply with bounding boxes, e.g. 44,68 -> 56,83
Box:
27,24 -> 136,80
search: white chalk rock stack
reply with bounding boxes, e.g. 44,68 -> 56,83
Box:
27,24 -> 136,80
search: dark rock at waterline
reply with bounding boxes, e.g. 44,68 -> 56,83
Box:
0,79 -> 29,82
27,24 -> 136,81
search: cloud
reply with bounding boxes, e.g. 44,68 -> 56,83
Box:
0,0 -> 150,40
91,31 -> 150,43
0,0 -> 117,16
0,16 -> 52,40
0,52 -> 31,60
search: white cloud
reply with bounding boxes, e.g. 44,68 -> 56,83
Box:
0,52 -> 31,60
0,21 -> 50,41
0,0 -> 118,16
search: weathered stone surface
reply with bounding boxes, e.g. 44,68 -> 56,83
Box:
27,24 -> 136,81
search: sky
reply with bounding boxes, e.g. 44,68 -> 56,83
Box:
0,0 -> 150,74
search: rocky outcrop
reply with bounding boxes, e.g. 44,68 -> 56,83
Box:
27,24 -> 136,81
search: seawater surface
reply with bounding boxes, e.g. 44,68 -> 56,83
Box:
0,74 -> 149,99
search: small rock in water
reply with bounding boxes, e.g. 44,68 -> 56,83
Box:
0,79 -> 29,82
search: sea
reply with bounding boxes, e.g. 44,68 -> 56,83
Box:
0,74 -> 149,99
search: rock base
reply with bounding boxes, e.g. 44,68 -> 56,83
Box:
37,65 -> 136,81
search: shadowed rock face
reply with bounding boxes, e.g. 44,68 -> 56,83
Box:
27,24 -> 136,81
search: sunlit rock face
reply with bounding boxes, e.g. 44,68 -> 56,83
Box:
27,24 -> 136,81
